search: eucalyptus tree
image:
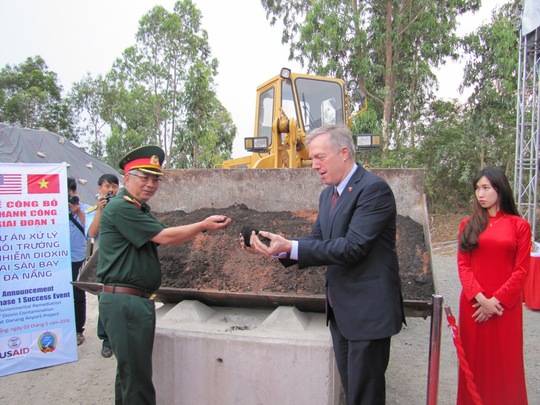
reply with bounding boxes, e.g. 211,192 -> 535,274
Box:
261,0 -> 479,161
104,128 -> 148,170
106,0 -> 234,168
460,1 -> 520,174
0,56 -> 73,138
415,99 -> 474,210
173,60 -> 236,168
414,1 -> 520,211
68,73 -> 113,157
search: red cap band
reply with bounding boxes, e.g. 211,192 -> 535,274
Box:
124,157 -> 162,173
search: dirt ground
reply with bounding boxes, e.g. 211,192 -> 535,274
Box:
429,213 -> 463,250
2,213 -> 540,405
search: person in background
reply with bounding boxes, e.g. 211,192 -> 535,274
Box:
85,173 -> 120,358
243,124 -> 405,405
456,167 -> 530,405
67,177 -> 91,346
97,145 -> 232,404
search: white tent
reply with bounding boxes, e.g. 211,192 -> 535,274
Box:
522,0 -> 540,35
0,123 -> 123,203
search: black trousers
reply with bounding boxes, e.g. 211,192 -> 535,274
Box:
71,260 -> 86,334
330,318 -> 391,405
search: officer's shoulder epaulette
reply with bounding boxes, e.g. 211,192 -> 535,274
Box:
123,195 -> 143,210
85,205 -> 98,214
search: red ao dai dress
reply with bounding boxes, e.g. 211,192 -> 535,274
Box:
456,211 -> 531,405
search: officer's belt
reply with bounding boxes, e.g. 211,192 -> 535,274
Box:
102,285 -> 154,299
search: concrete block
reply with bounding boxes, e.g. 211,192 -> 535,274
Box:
153,302 -> 340,405
258,306 -> 311,331
160,300 -> 216,323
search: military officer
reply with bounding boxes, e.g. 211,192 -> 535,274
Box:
97,145 -> 231,404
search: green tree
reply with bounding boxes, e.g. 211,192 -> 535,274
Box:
460,1 -> 519,174
104,128 -> 148,170
0,56 -> 74,138
173,60 -> 236,168
105,0 -> 235,169
415,100 -> 474,210
415,2 -> 520,212
68,73 -> 113,157
261,0 -> 480,162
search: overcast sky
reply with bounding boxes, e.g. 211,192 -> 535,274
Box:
0,0 -> 504,157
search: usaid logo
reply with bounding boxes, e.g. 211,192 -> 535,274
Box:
8,337 -> 21,349
1,337 -> 30,359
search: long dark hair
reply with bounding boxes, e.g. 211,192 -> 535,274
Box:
458,167 -> 520,252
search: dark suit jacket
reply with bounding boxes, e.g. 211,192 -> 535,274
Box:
283,165 -> 405,341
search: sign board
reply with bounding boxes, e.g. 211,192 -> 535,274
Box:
0,163 -> 77,376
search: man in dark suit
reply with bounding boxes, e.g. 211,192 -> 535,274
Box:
246,124 -> 405,405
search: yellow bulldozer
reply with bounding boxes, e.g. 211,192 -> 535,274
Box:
217,67 -> 380,169
74,68 -> 440,405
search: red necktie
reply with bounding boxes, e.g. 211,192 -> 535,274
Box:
330,188 -> 339,211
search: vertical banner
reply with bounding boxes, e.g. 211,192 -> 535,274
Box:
0,163 -> 77,377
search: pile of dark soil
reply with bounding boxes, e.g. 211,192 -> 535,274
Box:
156,204 -> 433,301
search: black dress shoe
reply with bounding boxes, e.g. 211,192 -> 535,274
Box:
101,345 -> 113,358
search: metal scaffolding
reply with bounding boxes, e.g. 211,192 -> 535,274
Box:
515,24 -> 539,239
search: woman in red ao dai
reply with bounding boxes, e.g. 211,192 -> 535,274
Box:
456,167 -> 531,405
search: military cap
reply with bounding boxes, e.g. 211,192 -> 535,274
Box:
119,145 -> 165,175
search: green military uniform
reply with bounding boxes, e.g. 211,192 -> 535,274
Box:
97,145 -> 166,405
97,188 -> 165,291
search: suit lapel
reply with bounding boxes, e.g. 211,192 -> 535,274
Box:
332,165 -> 365,214
323,165 -> 365,238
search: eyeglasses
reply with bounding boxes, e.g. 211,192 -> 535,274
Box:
129,173 -> 162,184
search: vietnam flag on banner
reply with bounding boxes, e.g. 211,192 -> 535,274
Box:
27,174 -> 60,194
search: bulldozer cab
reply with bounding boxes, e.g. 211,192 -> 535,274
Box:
219,68 -> 350,169
257,70 -> 346,139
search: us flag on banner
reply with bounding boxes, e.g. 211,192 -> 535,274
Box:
0,173 -> 23,195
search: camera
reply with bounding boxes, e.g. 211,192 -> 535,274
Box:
104,191 -> 114,202
96,191 -> 115,203
68,195 -> 80,205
